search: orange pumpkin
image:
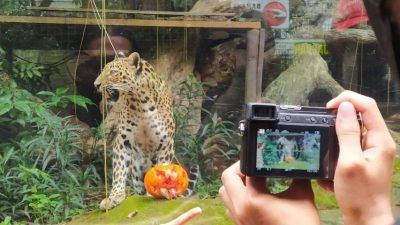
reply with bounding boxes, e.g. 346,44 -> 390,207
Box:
144,164 -> 189,199
284,156 -> 294,163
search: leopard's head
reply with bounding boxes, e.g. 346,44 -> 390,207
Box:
94,52 -> 143,99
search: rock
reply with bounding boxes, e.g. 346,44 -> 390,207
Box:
289,0 -> 338,39
190,0 -> 232,13
262,43 -> 344,105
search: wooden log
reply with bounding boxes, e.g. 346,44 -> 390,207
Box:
0,15 -> 261,29
245,29 -> 260,103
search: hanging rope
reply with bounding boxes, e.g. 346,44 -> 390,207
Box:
156,0 -> 160,71
72,8 -> 89,120
100,0 -> 109,214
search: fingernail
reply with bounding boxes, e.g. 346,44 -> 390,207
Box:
192,207 -> 202,214
326,98 -> 336,108
338,101 -> 356,119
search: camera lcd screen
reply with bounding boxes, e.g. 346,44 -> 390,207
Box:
256,129 -> 320,172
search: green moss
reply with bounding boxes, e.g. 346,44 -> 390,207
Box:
312,181 -> 338,210
67,196 -> 233,225
392,157 -> 400,187
68,158 -> 400,225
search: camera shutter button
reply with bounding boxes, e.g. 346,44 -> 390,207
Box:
284,115 -> 291,121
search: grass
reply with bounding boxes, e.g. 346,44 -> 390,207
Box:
313,181 -> 338,210
269,158 -> 319,170
66,196 -> 233,225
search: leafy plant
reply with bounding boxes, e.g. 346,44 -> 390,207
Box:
37,87 -> 93,111
195,176 -> 222,199
0,75 -> 100,224
0,47 -> 55,92
258,133 -> 279,165
174,74 -> 238,185
0,0 -> 30,15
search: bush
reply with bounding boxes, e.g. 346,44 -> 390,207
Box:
173,75 -> 239,193
0,75 -> 100,224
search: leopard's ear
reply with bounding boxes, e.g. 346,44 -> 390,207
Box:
115,51 -> 126,59
128,52 -> 141,69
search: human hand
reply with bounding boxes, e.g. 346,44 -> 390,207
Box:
219,161 -> 320,225
318,91 -> 396,225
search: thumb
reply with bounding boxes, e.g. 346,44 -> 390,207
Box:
336,102 -> 363,162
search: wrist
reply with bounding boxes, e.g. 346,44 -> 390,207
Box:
342,202 -> 394,225
343,213 -> 394,225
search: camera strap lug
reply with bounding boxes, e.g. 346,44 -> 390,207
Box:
238,120 -> 246,136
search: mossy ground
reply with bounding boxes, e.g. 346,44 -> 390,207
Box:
68,158 -> 400,225
67,196 -> 232,225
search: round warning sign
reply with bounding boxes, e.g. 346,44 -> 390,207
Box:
263,1 -> 288,27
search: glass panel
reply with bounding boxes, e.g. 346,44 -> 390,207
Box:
0,1 -> 399,224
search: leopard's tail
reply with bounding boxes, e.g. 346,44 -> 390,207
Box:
184,164 -> 200,197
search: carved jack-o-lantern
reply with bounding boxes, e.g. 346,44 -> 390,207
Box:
144,164 -> 189,199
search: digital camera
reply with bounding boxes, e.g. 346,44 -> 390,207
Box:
239,103 -> 350,180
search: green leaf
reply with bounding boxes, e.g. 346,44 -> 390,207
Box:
37,91 -> 55,97
0,94 -> 12,103
0,103 -> 12,116
20,63 -> 26,72
34,105 -> 48,118
65,95 -> 94,111
31,69 -> 42,77
14,101 -> 31,115
13,119 -> 26,127
56,87 -> 69,95
12,67 -> 18,74
10,81 -> 17,89
26,70 -> 33,78
49,194 -> 61,199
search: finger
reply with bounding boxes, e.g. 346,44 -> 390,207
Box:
161,207 -> 202,225
335,102 -> 363,163
219,186 -> 234,213
225,209 -> 237,224
317,180 -> 334,193
221,161 -> 246,204
328,91 -> 395,160
246,177 -> 269,194
326,91 -> 387,132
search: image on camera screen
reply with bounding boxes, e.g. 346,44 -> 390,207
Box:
256,129 -> 320,172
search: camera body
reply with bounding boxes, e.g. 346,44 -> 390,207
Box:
240,103 -> 341,180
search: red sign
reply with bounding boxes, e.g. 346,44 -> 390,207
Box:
263,1 -> 288,27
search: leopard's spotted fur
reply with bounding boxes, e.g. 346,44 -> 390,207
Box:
94,52 -> 176,210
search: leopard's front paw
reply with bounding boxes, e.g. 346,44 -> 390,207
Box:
99,195 -> 125,210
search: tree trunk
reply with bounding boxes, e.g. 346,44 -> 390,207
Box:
263,43 -> 344,105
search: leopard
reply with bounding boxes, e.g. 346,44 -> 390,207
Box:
94,52 -> 181,210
